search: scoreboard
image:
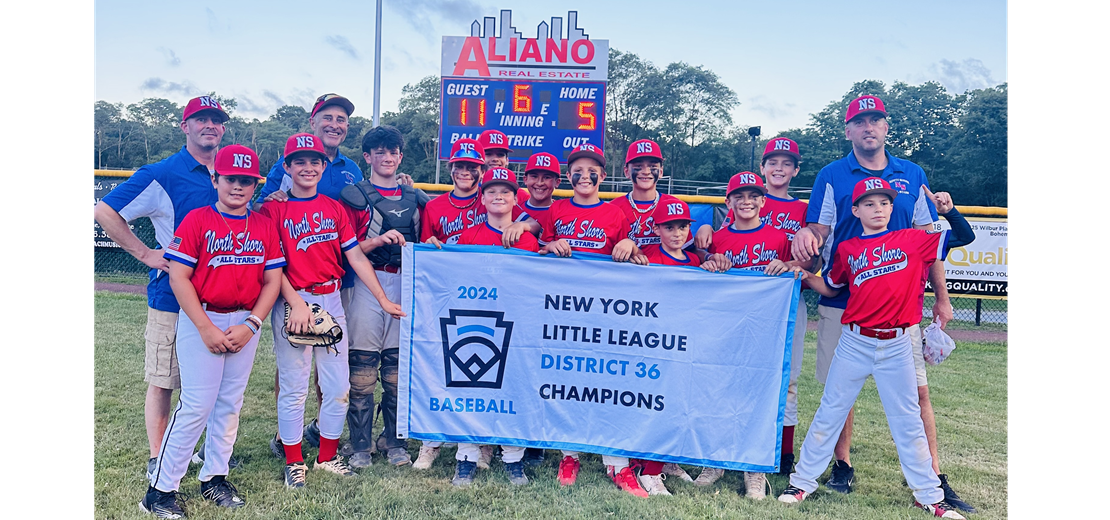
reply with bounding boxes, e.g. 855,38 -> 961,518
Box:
439,10 -> 608,165
438,79 -> 606,163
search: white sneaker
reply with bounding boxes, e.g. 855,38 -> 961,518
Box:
637,473 -> 671,496
744,472 -> 769,499
662,463 -> 693,482
693,466 -> 724,486
314,455 -> 356,477
412,445 -> 440,470
477,445 -> 494,470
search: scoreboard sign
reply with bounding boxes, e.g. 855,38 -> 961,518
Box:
440,10 -> 607,163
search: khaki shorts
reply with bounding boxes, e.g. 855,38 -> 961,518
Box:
143,307 -> 180,389
815,305 -> 927,387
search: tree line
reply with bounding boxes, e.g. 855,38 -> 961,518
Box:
94,48 -> 1007,207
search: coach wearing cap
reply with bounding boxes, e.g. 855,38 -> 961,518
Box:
94,95 -> 229,480
791,95 -> 975,513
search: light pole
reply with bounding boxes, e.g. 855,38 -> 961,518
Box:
433,137 -> 441,184
372,0 -> 382,127
748,126 -> 761,172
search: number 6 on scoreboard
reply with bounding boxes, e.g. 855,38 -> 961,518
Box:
513,84 -> 532,112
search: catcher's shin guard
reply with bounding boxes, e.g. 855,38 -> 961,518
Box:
346,350 -> 380,453
376,348 -> 404,450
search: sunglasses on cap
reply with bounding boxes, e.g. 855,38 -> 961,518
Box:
451,148 -> 483,161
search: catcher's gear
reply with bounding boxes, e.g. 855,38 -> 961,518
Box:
283,302 -> 343,354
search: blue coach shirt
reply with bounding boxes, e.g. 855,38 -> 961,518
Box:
257,151 -> 362,201
101,146 -> 218,313
806,150 -> 937,309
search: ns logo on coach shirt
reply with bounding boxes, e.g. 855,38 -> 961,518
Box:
440,310 -> 515,389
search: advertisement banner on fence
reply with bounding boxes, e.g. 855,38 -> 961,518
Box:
397,244 -> 800,471
928,217 -> 1008,297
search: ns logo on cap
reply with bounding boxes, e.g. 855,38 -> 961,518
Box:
636,141 -> 654,154
864,178 -> 885,190
491,169 -> 510,180
773,139 -> 792,151
459,141 -> 476,152
739,173 -> 758,184
489,133 -> 504,145
666,202 -> 684,216
440,310 -> 514,389
580,144 -> 597,152
296,135 -> 316,148
198,96 -> 221,109
858,98 -> 876,110
232,154 -> 252,168
534,155 -> 551,167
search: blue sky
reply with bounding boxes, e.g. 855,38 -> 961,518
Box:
94,0 -> 1006,134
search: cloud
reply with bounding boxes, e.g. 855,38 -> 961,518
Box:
232,88 -> 320,118
325,35 -> 361,61
388,0 -> 484,40
206,7 -> 229,34
139,78 -> 200,96
929,58 -> 996,94
747,96 -> 796,120
157,47 -> 180,67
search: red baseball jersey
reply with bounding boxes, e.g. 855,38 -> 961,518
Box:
458,222 -> 539,252
609,193 -> 684,247
258,194 -> 358,290
720,195 -> 808,240
420,192 -> 488,244
641,244 -> 702,267
523,201 -> 553,233
708,223 -> 792,272
165,206 -> 286,310
827,228 -> 950,329
541,199 -> 633,255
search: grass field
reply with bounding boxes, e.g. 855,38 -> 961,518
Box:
95,291 -> 1007,519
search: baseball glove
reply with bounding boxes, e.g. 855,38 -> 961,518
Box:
283,302 -> 343,355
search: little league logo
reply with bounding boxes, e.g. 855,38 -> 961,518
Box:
440,310 -> 514,388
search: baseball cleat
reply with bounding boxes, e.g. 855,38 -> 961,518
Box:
607,465 -> 649,498
386,447 -> 412,466
314,455 -> 356,477
339,442 -> 355,458
744,472 -> 769,500
938,474 -> 977,514
412,445 -> 440,470
284,462 -> 307,488
915,499 -> 967,519
190,442 -> 240,469
200,475 -> 245,509
825,460 -> 854,493
557,456 -> 580,486
269,433 -> 285,461
778,452 -> 795,476
522,448 -> 545,467
477,445 -> 494,470
348,451 -> 372,469
637,472 -> 672,496
452,460 -> 478,487
140,486 -> 184,519
303,419 -> 322,448
662,462 -> 694,482
504,460 -> 529,486
693,466 -> 724,486
778,485 -> 808,504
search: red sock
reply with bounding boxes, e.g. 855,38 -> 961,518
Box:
782,426 -> 795,454
318,436 -> 339,463
284,442 -> 304,464
639,460 -> 665,476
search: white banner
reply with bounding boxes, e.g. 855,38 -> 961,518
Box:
397,244 -> 800,471
929,217 -> 1007,297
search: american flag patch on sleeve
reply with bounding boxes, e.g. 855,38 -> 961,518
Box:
169,236 -> 182,251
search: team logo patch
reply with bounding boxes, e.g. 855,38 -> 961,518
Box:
853,258 -> 909,286
169,236 -> 182,251
890,179 -> 910,193
440,310 -> 514,388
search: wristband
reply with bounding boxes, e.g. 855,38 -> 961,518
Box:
244,320 -> 259,334
247,314 -> 263,328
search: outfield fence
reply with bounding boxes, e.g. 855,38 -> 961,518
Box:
94,172 -> 1007,326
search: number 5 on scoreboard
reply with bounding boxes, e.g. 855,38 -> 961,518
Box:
578,101 -> 596,130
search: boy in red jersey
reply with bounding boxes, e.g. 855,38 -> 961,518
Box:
609,139 -> 684,249
143,145 -> 284,517
421,138 -> 489,246
694,171 -> 795,498
778,178 -> 973,520
446,168 -> 536,488
259,133 -> 404,490
540,143 -> 645,265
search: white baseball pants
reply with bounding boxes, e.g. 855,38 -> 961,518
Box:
560,450 -> 629,468
790,325 -> 942,505
273,291 -> 350,445
151,310 -> 259,492
456,443 -> 525,463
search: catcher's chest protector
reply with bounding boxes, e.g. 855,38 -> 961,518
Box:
359,183 -> 424,268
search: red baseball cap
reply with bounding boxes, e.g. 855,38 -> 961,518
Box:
182,95 -> 229,123
448,138 -> 486,165
213,145 -> 262,179
852,177 -> 899,205
726,171 -> 767,197
651,199 -> 693,225
525,152 -> 560,176
567,142 -> 605,168
481,167 -> 519,192
283,133 -> 328,163
478,130 -> 512,153
762,137 -> 801,163
845,95 -> 887,123
625,139 -> 663,164
310,93 -> 355,118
